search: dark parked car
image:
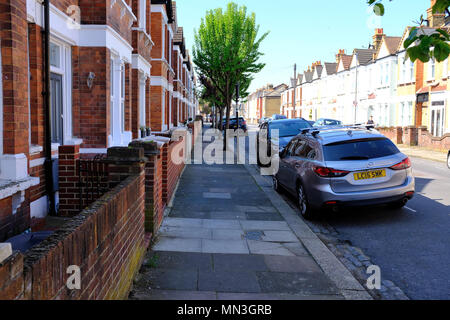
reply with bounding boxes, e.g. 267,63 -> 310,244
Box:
273,127 -> 415,219
271,114 -> 288,121
313,118 -> 342,127
222,117 -> 247,132
447,150 -> 450,169
257,118 -> 312,166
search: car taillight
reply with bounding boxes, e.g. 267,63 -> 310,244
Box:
390,157 -> 411,170
313,166 -> 350,178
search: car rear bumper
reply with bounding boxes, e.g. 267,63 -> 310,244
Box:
308,175 -> 415,210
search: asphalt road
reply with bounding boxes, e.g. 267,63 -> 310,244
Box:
320,157 -> 449,300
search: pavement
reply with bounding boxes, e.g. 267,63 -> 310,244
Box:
130,126 -> 371,300
397,144 -> 448,163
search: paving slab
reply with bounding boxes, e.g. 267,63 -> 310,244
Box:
263,255 -> 323,273
261,230 -> 300,243
247,240 -> 295,257
162,218 -> 203,228
199,271 -> 261,293
202,219 -> 241,229
216,292 -> 344,300
203,192 -> 232,199
202,239 -> 249,254
132,290 -> 217,300
257,272 -> 339,295
153,237 -> 202,253
245,212 -> 284,221
159,226 -> 212,240
240,220 -> 290,231
209,211 -> 247,220
213,254 -> 269,272
137,269 -> 198,291
212,229 -> 245,241
145,251 -> 213,271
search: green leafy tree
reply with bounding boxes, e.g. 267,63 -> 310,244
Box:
193,2 -> 268,146
368,0 -> 450,62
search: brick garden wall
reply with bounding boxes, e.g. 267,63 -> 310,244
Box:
418,127 -> 450,152
0,171 -> 146,300
161,140 -> 185,204
378,126 -> 450,152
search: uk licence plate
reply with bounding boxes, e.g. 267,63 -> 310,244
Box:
354,169 -> 386,181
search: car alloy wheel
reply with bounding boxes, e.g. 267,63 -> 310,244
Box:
297,184 -> 308,216
272,176 -> 280,192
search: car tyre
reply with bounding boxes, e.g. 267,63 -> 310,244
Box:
272,176 -> 281,193
297,182 -> 315,220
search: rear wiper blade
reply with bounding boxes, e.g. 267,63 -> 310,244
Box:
339,156 -> 370,160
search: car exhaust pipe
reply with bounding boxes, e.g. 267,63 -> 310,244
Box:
402,198 -> 409,205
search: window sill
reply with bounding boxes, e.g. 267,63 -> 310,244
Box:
30,145 -> 43,156
0,176 -> 39,200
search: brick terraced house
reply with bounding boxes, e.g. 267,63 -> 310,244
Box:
0,0 -> 198,242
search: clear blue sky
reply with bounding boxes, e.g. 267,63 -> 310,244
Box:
175,0 -> 431,93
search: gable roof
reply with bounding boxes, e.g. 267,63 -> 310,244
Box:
303,71 -> 313,83
314,65 -> 323,78
384,36 -> 402,55
324,62 -> 337,75
342,55 -> 352,69
353,48 -> 376,66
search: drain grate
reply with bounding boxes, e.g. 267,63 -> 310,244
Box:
244,230 -> 264,241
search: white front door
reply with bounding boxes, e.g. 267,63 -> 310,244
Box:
430,101 -> 445,137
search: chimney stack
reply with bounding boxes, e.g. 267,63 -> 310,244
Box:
427,0 -> 445,27
372,28 -> 384,51
335,49 -> 345,64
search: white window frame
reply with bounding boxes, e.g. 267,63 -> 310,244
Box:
120,63 -> 125,133
429,58 -> 436,80
139,73 -> 146,129
49,38 -> 73,145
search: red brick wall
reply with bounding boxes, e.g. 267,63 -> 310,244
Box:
0,173 -> 146,300
0,192 -> 30,242
418,127 -> 450,151
0,0 -> 29,155
72,47 -> 109,148
144,152 -> 164,234
0,252 -> 25,300
377,127 -> 403,145
161,140 -> 185,204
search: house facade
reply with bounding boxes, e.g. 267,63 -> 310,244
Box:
0,0 -> 197,242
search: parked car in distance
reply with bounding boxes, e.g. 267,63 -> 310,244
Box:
313,118 -> 342,127
257,118 -> 312,166
222,117 -> 248,132
447,150 -> 450,169
273,127 -> 415,219
271,114 -> 288,121
259,117 -> 270,127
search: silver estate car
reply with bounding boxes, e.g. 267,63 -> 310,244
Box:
273,127 -> 415,219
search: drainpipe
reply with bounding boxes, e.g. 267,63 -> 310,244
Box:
43,0 -> 56,216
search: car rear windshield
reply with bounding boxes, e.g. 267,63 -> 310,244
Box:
269,121 -> 311,138
323,138 -> 400,161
